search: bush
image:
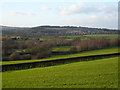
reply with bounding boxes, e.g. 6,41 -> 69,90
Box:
21,54 -> 31,60
9,52 -> 21,60
68,47 -> 78,53
33,51 -> 51,59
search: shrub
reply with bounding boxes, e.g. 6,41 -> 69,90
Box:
9,52 -> 21,60
68,47 -> 78,53
21,54 -> 31,60
33,51 -> 51,59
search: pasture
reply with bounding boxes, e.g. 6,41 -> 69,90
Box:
66,34 -> 119,40
52,46 -> 71,52
84,34 -> 119,39
2,57 -> 118,88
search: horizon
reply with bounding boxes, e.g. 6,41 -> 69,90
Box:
0,24 -> 118,30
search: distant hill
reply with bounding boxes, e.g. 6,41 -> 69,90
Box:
2,25 -> 119,37
32,25 -> 116,30
0,25 -> 29,31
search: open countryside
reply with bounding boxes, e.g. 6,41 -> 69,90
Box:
2,26 -> 119,88
1,1 -> 119,88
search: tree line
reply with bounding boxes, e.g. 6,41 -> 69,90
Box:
2,37 -> 119,61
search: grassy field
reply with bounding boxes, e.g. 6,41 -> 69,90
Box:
52,46 -> 71,52
2,56 -> 118,88
66,34 -> 119,40
84,34 -> 119,39
2,47 -> 119,65
65,35 -> 88,40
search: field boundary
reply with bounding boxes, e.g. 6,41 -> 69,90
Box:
1,53 -> 119,72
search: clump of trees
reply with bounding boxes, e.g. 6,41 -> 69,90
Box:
2,36 -> 119,61
30,42 -> 52,59
68,38 -> 119,53
9,52 -> 31,60
2,38 -> 52,61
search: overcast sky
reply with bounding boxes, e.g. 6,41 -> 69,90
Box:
0,0 -> 119,29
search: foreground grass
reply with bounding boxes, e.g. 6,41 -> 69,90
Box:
2,57 -> 118,88
2,47 -> 119,65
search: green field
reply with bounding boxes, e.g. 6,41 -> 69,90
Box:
2,56 -> 118,88
2,47 -> 119,65
84,34 -> 119,39
52,46 -> 71,52
66,34 -> 119,40
65,35 -> 88,40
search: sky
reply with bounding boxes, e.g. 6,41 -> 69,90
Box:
0,0 -> 119,29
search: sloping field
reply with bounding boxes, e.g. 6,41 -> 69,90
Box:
2,57 -> 118,88
2,53 -> 118,72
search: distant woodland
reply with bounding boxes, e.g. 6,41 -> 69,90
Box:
2,25 -> 119,37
